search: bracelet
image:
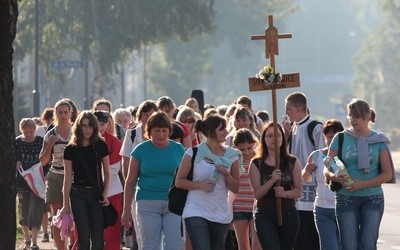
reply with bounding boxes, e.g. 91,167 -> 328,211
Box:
286,191 -> 289,198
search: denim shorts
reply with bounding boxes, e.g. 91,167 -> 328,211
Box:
233,212 -> 253,221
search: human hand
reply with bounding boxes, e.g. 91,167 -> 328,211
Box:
48,134 -> 58,145
59,206 -> 70,216
16,161 -> 22,170
100,196 -> 110,206
304,163 -> 317,174
202,180 -> 216,193
270,169 -> 282,183
216,165 -> 229,177
121,210 -> 132,227
274,185 -> 285,198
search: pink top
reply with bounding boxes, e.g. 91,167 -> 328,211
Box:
232,161 -> 255,212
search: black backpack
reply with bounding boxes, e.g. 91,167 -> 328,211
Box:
168,147 -> 198,216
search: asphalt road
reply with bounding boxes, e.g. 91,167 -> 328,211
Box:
16,152 -> 400,250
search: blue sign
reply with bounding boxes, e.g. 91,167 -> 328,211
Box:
51,60 -> 84,69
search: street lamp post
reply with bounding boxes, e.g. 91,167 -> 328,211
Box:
33,0 -> 40,116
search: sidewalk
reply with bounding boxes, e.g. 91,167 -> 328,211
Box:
16,231 -> 131,250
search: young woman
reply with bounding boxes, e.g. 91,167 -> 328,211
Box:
249,122 -> 302,250
175,114 -> 241,250
121,111 -> 186,250
176,106 -> 200,147
325,99 -> 394,250
302,119 -> 344,250
225,106 -> 260,146
39,99 -> 73,249
16,118 -> 46,250
59,111 -> 110,250
231,128 -> 261,250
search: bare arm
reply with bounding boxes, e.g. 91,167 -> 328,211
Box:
348,149 -> 393,191
302,153 -> 317,182
282,159 -> 303,199
220,160 -> 240,193
122,156 -> 130,180
175,154 -> 213,192
39,135 -> 57,165
59,159 -> 73,215
101,155 -> 110,203
121,156 -> 139,226
249,161 -> 281,200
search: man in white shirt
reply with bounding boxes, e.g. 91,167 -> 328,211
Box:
283,92 -> 326,250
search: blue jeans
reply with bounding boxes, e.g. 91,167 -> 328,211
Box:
136,200 -> 184,250
184,216 -> 230,250
70,187 -> 104,250
255,207 -> 300,250
314,206 -> 341,250
336,193 -> 384,250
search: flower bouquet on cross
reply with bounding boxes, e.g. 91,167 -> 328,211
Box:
255,65 -> 283,85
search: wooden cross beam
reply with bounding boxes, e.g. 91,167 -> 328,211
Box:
248,15 -> 300,225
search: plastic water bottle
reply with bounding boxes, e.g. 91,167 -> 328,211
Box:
334,156 -> 354,186
207,170 -> 219,193
322,154 -> 339,174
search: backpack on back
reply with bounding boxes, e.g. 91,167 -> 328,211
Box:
288,119 -> 322,152
307,120 -> 322,147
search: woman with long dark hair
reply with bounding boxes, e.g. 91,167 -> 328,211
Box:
59,111 -> 110,249
249,122 -> 302,250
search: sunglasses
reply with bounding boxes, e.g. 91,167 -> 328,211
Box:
184,118 -> 196,124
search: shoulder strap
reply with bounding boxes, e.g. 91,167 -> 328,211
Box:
130,127 -> 137,143
307,120 -> 322,147
337,132 -> 344,161
188,147 -> 198,179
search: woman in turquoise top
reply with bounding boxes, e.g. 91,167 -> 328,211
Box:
325,99 -> 394,250
121,111 -> 185,250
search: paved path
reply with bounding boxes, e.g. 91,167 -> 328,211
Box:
17,151 -> 400,249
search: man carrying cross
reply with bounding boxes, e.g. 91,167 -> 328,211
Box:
284,92 -> 326,250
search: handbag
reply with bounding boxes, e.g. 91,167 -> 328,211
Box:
18,162 -> 46,200
327,132 -> 344,192
77,143 -> 117,228
168,147 -> 198,216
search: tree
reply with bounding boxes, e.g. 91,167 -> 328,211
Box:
0,0 -> 18,249
351,0 -> 400,138
15,0 -> 215,99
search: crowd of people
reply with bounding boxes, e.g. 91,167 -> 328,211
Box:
15,92 -> 395,250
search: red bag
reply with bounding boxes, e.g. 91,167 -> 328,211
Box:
18,163 -> 46,200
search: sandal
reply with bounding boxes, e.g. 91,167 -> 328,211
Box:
41,233 -> 49,243
30,243 -> 39,250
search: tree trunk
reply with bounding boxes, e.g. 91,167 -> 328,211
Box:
0,0 -> 18,249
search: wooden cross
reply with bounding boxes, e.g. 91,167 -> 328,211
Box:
248,15 -> 300,225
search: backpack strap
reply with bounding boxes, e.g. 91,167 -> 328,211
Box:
307,120 -> 322,147
130,127 -> 137,143
188,147 -> 198,179
337,132 -> 344,161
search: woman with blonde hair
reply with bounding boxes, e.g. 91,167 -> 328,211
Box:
176,106 -> 200,146
39,99 -> 73,249
325,99 -> 394,250
16,118 -> 46,250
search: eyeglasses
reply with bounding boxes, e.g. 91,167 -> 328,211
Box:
184,118 -> 196,124
346,115 -> 361,120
